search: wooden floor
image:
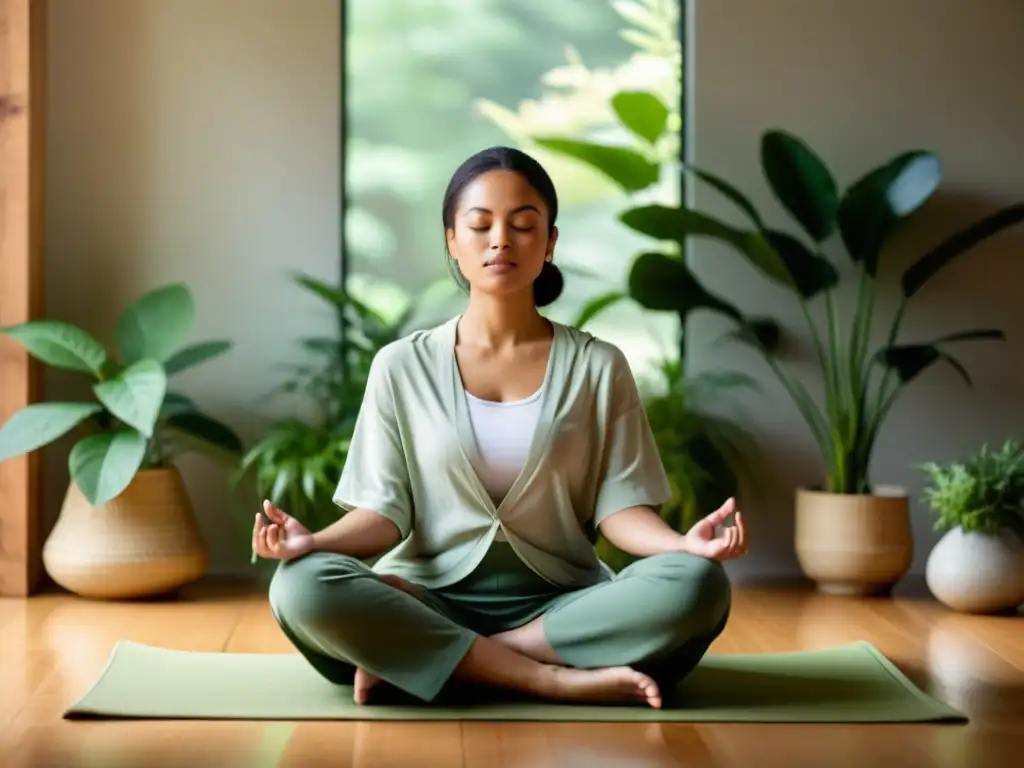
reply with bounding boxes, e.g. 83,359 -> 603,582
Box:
2,575 -> 1021,767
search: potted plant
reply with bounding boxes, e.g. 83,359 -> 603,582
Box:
525,90 -> 778,568
0,283 -> 242,598
920,439 -> 1024,613
236,271 -> 455,567
552,119 -> 1023,594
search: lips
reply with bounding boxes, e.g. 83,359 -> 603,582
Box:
484,256 -> 517,268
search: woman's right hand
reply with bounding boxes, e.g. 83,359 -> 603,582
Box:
252,500 -> 315,561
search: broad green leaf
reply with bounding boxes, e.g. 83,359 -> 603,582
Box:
611,90 -> 669,145
628,252 -> 743,322
117,283 -> 195,364
69,429 -> 148,506
619,204 -> 790,284
0,321 -> 107,375
875,328 -> 1004,385
161,391 -> 198,417
720,316 -> 782,352
902,203 -> 1024,298
93,359 -> 167,437
533,138 -> 660,192
837,151 -> 941,273
163,340 -> 232,376
876,346 -> 971,386
572,292 -> 627,329
760,130 -> 839,242
763,230 -> 840,299
165,411 -> 243,455
683,164 -> 764,229
0,402 -> 103,463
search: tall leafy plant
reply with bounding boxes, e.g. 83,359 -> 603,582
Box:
583,114 -> 1022,494
533,90 -> 777,562
235,272 -> 433,535
0,284 -> 242,506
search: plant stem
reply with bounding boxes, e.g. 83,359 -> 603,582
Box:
742,320 -> 834,477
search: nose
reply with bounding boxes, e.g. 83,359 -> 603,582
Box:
489,221 -> 511,250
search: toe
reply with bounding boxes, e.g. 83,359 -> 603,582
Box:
638,675 -> 662,709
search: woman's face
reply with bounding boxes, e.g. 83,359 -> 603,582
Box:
446,169 -> 557,300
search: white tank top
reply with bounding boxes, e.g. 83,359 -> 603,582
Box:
465,387 -> 542,539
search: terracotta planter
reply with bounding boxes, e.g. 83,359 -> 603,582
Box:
925,526 -> 1024,613
42,467 -> 208,599
794,487 -> 913,596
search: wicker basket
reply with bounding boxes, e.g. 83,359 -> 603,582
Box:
42,467 -> 208,599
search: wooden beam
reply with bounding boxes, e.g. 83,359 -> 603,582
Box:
0,0 -> 47,596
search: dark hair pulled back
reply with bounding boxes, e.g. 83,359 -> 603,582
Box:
442,146 -> 563,307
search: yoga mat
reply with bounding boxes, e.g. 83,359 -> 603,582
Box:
64,640 -> 966,723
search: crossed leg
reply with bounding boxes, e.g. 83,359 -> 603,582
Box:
268,551 -> 681,707
491,551 -> 732,695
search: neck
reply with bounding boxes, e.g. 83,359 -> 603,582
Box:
459,290 -> 550,350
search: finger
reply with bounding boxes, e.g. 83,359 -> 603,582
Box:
254,527 -> 268,558
735,512 -> 747,554
724,526 -> 737,556
702,497 -> 736,528
263,499 -> 289,525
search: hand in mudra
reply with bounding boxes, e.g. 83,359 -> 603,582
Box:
683,497 -> 748,562
252,500 -> 314,561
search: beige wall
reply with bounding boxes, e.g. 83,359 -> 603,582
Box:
43,0 -> 340,574
690,0 -> 1024,579
41,0 -> 1023,579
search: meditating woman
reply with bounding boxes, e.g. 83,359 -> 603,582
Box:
254,146 -> 748,709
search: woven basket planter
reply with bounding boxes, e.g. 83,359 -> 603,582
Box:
42,467 -> 208,599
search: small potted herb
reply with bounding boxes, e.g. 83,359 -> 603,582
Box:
920,439 -> 1024,613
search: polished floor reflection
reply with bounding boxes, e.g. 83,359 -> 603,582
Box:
2,577 -> 1021,767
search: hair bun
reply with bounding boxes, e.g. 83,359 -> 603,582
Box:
534,261 -> 563,307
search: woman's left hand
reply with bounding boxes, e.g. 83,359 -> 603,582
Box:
681,498 -> 748,562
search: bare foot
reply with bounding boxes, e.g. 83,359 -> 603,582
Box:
542,665 -> 662,709
353,667 -> 381,705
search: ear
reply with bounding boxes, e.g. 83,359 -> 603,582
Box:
546,225 -> 559,259
445,227 -> 458,260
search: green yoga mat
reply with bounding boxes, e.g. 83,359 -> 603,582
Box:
64,640 -> 966,723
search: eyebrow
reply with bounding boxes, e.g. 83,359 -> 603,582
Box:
466,205 -> 541,215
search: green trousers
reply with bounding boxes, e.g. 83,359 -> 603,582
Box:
268,541 -> 731,703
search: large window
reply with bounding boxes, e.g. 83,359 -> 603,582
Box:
344,0 -> 683,376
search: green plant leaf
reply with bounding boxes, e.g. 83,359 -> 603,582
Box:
682,164 -> 764,229
875,328 -> 1004,385
163,340 -> 232,376
69,429 -> 148,506
161,391 -> 198,417
762,230 -> 840,299
117,283 -> 195,364
533,138 -> 660,192
0,321 -> 107,375
760,129 -> 839,242
93,359 -> 167,437
719,316 -> 782,352
572,292 -> 627,329
611,90 -> 669,145
837,151 -> 941,273
0,402 -> 104,463
902,203 -> 1024,298
165,411 -> 243,455
620,204 -> 790,285
628,252 -> 742,322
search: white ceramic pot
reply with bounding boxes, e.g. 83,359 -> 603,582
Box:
925,526 -> 1024,614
